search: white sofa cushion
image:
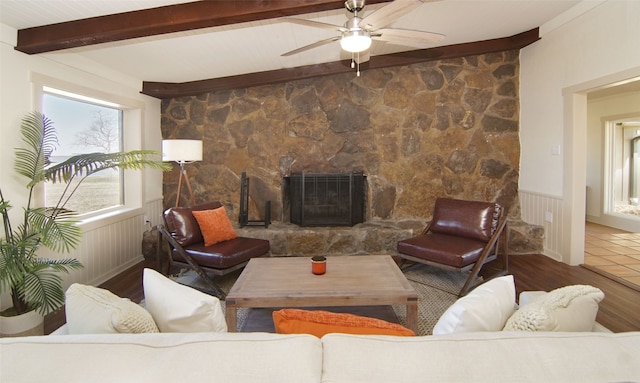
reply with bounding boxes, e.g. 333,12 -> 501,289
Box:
1,332 -> 323,383
504,284 -> 604,331
432,275 -> 516,335
321,332 -> 640,383
65,283 -> 159,334
143,268 -> 227,333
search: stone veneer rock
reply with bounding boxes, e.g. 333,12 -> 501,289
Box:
161,50 -> 543,255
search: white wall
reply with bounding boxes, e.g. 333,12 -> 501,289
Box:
586,91 -> 640,231
520,0 -> 640,264
0,23 -> 164,310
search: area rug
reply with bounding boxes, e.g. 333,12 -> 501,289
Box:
171,263 -> 469,336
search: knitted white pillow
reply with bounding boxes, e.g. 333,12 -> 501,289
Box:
65,283 -> 159,334
504,285 -> 604,332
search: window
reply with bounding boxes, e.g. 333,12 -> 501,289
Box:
43,88 -> 124,216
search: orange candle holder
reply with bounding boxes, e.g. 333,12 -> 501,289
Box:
311,255 -> 326,275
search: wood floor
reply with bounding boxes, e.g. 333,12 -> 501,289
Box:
45,254 -> 640,334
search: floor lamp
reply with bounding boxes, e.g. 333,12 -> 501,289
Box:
162,139 -> 203,207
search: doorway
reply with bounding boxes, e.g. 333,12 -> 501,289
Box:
580,75 -> 640,287
585,80 -> 640,233
602,118 -> 640,223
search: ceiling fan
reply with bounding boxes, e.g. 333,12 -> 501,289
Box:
281,0 -> 445,75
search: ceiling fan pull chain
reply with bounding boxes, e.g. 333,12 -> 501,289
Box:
356,52 -> 361,77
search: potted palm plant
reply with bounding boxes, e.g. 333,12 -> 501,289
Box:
0,112 -> 169,336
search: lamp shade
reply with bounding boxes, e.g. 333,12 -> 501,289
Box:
340,31 -> 371,53
162,139 -> 203,162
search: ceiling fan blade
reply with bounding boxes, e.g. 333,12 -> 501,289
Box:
281,17 -> 346,32
281,36 -> 341,56
374,28 -> 445,45
358,0 -> 424,31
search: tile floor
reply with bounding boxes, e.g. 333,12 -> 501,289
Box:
584,222 -> 640,290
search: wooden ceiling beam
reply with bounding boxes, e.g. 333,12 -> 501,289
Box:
15,0 -> 391,54
141,28 -> 539,99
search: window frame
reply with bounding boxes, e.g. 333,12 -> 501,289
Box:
43,89 -> 125,216
32,73 -> 145,227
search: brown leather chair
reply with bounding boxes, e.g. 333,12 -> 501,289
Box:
157,201 -> 270,299
397,198 -> 508,296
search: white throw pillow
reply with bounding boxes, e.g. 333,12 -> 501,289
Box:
432,275 -> 516,335
503,285 -> 604,331
65,283 -> 159,334
143,268 -> 227,333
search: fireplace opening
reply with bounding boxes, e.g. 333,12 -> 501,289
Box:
284,172 -> 366,227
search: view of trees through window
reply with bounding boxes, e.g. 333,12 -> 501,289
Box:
43,90 -> 123,215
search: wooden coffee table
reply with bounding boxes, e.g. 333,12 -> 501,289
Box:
225,255 -> 418,333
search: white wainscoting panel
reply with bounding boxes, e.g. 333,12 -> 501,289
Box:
61,199 -> 165,291
73,213 -> 145,288
145,198 -> 165,227
519,190 -> 564,260
44,205 -> 167,294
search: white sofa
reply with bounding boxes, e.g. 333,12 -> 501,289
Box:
1,330 -> 639,382
3,273 -> 638,382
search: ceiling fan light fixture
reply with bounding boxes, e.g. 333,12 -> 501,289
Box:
340,30 -> 371,53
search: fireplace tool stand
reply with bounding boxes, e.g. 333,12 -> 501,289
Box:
239,172 -> 271,228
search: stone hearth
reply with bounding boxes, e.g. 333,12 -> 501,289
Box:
236,219 -> 423,257
234,218 -> 542,257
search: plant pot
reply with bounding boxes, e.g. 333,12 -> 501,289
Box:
0,309 -> 44,337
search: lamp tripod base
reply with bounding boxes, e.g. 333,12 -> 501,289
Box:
175,162 -> 196,207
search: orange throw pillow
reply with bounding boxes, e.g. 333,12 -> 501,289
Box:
273,309 -> 415,338
191,207 -> 238,246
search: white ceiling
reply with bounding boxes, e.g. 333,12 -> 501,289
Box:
0,0 -> 591,84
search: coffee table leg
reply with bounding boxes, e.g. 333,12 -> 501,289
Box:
406,300 -> 418,334
226,300 -> 238,332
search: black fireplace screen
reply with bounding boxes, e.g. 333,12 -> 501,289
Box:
287,172 -> 365,227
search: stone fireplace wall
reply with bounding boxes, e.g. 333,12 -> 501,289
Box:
161,50 -> 543,254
